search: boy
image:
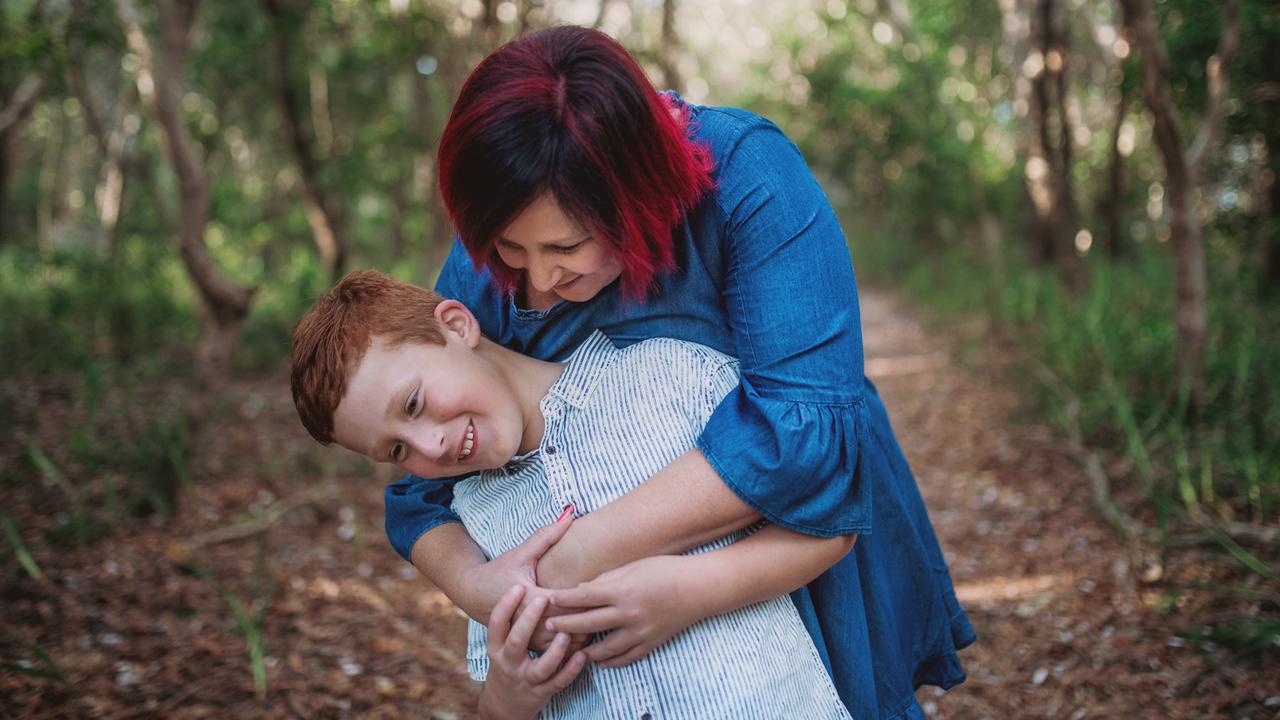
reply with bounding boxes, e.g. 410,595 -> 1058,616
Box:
291,270 -> 853,720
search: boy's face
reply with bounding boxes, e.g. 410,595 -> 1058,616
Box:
331,306 -> 525,479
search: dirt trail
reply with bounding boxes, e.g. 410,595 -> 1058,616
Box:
861,289 -> 1276,719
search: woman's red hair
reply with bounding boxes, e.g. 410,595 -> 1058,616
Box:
436,26 -> 714,300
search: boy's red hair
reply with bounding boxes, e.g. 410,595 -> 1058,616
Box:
436,25 -> 715,300
291,270 -> 445,444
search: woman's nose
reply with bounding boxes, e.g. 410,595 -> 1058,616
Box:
527,258 -> 563,292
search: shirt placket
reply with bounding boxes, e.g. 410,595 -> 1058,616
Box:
539,397 -> 577,518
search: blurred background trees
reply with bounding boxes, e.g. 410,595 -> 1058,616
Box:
1,0 -> 1277,663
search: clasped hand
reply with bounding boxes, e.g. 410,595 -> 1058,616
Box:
546,554 -> 704,667
465,513 -> 587,652
471,517 -> 705,666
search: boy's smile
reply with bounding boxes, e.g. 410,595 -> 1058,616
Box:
329,300 -> 562,479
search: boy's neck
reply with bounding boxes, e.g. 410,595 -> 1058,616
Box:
475,337 -> 565,455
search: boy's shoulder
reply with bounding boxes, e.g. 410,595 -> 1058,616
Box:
599,338 -> 739,400
612,336 -> 736,373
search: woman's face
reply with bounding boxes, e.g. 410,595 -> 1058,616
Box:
495,193 -> 624,304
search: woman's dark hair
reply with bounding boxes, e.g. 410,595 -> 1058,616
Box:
436,25 -> 714,300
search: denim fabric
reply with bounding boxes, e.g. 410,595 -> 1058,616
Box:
453,332 -> 851,719
384,96 -> 975,718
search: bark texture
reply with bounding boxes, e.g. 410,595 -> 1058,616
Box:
1025,0 -> 1083,286
1120,0 -> 1240,404
114,0 -> 256,382
261,0 -> 349,277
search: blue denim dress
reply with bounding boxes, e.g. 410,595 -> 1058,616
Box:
385,96 -> 975,720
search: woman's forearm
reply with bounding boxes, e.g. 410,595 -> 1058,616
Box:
537,450 -> 761,588
686,525 -> 856,616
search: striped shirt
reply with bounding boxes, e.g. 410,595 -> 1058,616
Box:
452,332 -> 850,720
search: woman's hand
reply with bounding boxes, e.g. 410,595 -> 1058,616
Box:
545,555 -> 709,667
465,514 -> 584,652
479,585 -> 587,720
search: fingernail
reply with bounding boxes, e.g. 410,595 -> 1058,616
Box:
556,504 -> 575,523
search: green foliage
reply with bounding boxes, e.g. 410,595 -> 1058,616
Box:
236,246 -> 331,371
0,241 -> 197,379
869,241 -> 1280,532
1179,618 -> 1280,663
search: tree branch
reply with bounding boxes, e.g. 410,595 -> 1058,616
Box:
0,74 -> 47,136
1186,0 -> 1241,170
261,0 -> 347,274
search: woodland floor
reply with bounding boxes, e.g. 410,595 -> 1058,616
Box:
2,289 -> 1277,719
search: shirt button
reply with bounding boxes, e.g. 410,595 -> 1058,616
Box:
640,714 -> 652,720
546,446 -> 556,455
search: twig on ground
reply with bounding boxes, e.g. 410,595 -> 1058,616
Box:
166,482 -> 339,563
1166,521 -> 1280,550
1030,363 -> 1144,542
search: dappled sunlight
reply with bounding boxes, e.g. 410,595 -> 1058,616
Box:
954,572 -> 1074,605
865,352 -> 949,378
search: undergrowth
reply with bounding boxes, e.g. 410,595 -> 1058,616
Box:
858,238 -> 1279,531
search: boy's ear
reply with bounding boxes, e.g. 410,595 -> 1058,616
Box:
434,300 -> 481,348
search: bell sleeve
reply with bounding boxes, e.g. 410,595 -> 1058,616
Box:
695,112 -> 874,536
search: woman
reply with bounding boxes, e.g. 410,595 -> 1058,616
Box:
386,25 -> 973,719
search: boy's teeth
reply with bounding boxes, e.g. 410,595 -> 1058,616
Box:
460,423 -> 474,459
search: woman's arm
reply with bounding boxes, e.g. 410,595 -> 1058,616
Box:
535,450 -> 760,589
544,526 -> 856,666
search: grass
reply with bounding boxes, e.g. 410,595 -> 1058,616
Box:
2,630 -> 66,684
188,542 -> 274,701
2,512 -> 44,581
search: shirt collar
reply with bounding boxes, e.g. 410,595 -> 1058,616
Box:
543,330 -> 617,410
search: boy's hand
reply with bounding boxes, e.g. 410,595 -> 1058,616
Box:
479,585 -> 587,720
546,555 -> 706,667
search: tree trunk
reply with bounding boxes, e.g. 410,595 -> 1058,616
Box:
261,0 -> 348,277
1026,0 -> 1082,285
658,0 -> 682,92
1120,0 -> 1240,405
593,0 -> 611,29
413,73 -> 456,279
1265,129 -> 1280,285
0,74 -> 47,246
66,47 -> 140,259
115,0 -> 255,383
481,0 -> 500,47
1099,81 -> 1128,259
1022,0 -> 1054,266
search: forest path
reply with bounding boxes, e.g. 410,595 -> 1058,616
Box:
860,288 -> 1265,719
